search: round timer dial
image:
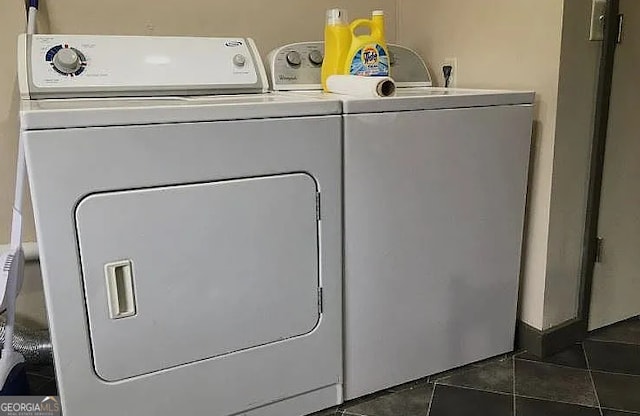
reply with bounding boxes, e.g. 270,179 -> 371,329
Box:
45,45 -> 87,76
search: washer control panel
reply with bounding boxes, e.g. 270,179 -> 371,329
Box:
19,34 -> 267,99
267,41 -> 432,91
266,43 -> 326,90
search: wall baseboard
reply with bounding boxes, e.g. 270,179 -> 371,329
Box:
516,318 -> 587,358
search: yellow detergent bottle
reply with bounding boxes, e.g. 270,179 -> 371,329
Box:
322,9 -> 351,91
344,10 -> 390,77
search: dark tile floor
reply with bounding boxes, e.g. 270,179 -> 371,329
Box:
24,317 -> 640,415
312,316 -> 640,416
25,362 -> 57,396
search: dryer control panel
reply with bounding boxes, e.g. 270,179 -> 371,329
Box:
18,35 -> 268,99
267,41 -> 433,91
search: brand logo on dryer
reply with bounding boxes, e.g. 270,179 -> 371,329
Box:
225,41 -> 243,47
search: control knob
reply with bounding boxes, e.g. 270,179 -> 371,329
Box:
233,54 -> 246,67
286,51 -> 302,67
308,50 -> 324,66
53,48 -> 82,74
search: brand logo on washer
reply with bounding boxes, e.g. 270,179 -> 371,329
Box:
225,41 -> 243,47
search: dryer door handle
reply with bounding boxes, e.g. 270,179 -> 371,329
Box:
104,260 -> 137,319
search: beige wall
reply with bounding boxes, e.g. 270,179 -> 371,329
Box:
1,2 -> 30,244
399,0 -> 565,330
33,0 -> 399,59
0,1 -> 45,326
544,0 -> 600,329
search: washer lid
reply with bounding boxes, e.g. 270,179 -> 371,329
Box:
20,93 -> 341,129
283,87 -> 534,114
343,88 -> 534,113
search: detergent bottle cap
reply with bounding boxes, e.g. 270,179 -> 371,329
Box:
326,9 -> 348,26
372,10 -> 385,16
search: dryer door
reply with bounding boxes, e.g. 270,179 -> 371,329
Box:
76,173 -> 320,381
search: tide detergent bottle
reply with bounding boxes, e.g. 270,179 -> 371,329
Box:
321,9 -> 351,91
322,10 -> 390,91
344,10 -> 390,78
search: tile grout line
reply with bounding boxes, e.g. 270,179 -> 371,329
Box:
514,393 -> 601,409
590,368 -> 640,378
582,342 -> 604,416
601,406 -> 640,415
587,337 -> 640,346
426,382 -> 437,416
512,356 -> 517,416
433,381 -> 512,397
514,356 -> 590,371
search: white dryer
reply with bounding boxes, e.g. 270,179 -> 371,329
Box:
269,42 -> 535,400
19,35 -> 343,416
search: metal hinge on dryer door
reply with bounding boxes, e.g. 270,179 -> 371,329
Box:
316,192 -> 321,220
595,237 -> 605,263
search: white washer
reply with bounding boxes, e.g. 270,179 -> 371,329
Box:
269,42 -> 535,400
19,35 -> 343,416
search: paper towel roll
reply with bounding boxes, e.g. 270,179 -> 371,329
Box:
326,75 -> 396,98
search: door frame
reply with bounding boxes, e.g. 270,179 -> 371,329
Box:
578,0 -> 621,327
518,0 -> 623,357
